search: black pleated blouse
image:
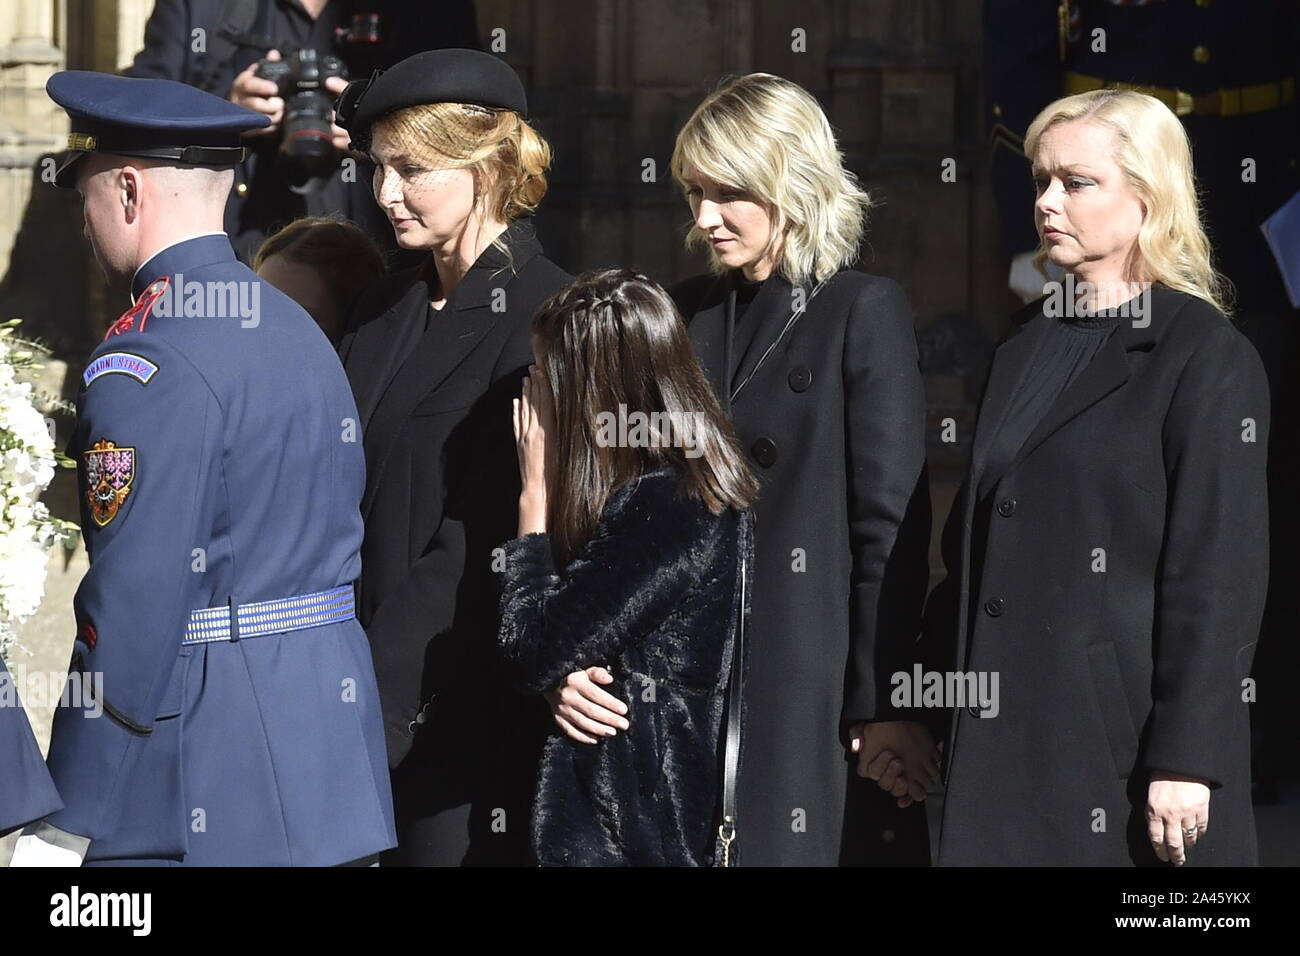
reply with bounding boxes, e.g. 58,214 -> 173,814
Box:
976,308 -> 1126,503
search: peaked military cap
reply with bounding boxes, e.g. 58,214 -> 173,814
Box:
46,70 -> 272,188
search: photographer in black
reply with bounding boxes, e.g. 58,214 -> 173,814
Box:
125,0 -> 480,262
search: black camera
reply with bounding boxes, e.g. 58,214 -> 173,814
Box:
254,48 -> 348,185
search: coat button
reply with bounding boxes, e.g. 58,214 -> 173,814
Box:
996,497 -> 1017,517
235,182 -> 249,196
788,365 -> 812,392
751,437 -> 778,468
1192,44 -> 1210,64
984,597 -> 1004,617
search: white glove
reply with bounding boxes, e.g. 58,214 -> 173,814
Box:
8,821 -> 90,867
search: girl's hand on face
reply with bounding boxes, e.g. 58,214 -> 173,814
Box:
513,364 -> 554,534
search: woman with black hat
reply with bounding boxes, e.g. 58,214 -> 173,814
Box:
334,48 -> 570,866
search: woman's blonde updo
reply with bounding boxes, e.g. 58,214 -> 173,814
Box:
373,101 -> 552,225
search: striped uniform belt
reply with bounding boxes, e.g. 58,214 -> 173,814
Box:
1065,72 -> 1295,118
184,584 -> 356,645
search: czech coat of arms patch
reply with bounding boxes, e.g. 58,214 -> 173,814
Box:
83,439 -> 136,527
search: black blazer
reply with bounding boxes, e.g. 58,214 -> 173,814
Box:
674,269 -> 932,866
498,465 -> 753,866
921,284 -> 1270,866
338,218 -> 570,864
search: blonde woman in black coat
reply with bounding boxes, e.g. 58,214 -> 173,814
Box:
499,269 -> 757,866
542,74 -> 940,866
907,90 -> 1270,866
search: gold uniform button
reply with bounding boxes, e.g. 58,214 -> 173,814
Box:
1193,45 -> 1211,64
235,182 -> 249,196
1195,0 -> 1211,7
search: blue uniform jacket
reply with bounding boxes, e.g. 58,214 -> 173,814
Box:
44,234 -> 395,865
0,655 -> 63,836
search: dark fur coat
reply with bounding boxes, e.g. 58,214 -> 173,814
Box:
497,464 -> 753,866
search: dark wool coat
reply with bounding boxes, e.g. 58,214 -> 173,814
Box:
338,219 -> 571,865
498,465 -> 752,867
921,284 -> 1270,866
673,270 -> 933,866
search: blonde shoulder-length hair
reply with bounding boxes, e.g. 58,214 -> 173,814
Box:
1024,89 -> 1231,314
670,73 -> 872,286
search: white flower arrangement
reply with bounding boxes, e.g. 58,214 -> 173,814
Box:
0,319 -> 78,661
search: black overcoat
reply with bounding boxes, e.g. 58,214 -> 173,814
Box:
338,219 -> 571,865
922,284 -> 1270,866
674,269 -> 933,866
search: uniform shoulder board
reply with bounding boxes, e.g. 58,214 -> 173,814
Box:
83,351 -> 159,388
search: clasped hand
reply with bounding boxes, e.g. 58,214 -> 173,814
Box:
543,667 -> 944,813
848,720 -> 942,808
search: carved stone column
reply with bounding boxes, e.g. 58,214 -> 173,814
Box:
0,0 -> 66,278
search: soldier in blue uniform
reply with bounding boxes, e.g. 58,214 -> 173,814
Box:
0,657 -> 62,838
9,71 -> 395,865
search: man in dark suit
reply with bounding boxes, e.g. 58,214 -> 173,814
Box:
10,71 -> 395,865
124,0 -> 480,262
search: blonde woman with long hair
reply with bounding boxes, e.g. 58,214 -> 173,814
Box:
914,89 -> 1269,865
546,73 -> 938,867
334,49 -> 571,866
